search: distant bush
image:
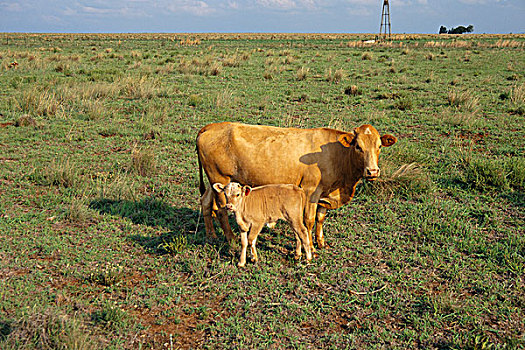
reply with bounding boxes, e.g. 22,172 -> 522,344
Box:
439,25 -> 474,34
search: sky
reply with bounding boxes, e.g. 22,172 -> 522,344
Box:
0,0 -> 523,34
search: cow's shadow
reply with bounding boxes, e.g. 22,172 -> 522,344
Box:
89,197 -> 227,255
89,197 -> 302,261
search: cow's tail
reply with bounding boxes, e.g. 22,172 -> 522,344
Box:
197,148 -> 206,196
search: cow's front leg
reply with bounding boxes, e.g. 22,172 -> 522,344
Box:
304,201 -> 318,252
315,206 -> 328,248
215,190 -> 235,244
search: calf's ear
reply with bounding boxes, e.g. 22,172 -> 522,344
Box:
338,133 -> 354,148
243,186 -> 252,197
212,183 -> 225,192
381,134 -> 397,147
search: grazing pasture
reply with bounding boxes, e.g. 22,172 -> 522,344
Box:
0,33 -> 524,349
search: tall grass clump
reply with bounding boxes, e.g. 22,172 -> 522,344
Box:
295,66 -> 309,81
118,75 -> 159,99
456,149 -> 524,192
64,197 -> 94,224
509,82 -> 524,115
13,86 -> 65,117
0,309 -> 96,350
447,90 -> 479,112
130,147 -> 156,177
362,52 -> 373,60
360,163 -> 434,200
29,158 -> 81,188
325,68 -> 344,83
91,302 -> 129,330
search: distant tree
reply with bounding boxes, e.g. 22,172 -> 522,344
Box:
448,25 -> 474,34
439,26 -> 448,34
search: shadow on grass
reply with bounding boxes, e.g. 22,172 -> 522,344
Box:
0,319 -> 12,341
89,197 -> 224,255
89,197 -> 298,260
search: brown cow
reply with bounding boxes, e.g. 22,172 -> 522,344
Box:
197,122 -> 397,250
212,182 -> 312,267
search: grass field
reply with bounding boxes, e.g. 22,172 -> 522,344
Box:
0,33 -> 524,349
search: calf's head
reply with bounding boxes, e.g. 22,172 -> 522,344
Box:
213,182 -> 252,212
338,124 -> 397,181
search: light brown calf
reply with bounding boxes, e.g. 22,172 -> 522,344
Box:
212,182 -> 312,267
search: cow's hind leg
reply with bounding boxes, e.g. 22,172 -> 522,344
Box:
201,187 -> 218,239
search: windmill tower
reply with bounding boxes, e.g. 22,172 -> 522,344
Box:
379,0 -> 391,39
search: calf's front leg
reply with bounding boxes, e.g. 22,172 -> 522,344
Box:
238,230 -> 249,267
248,223 -> 264,264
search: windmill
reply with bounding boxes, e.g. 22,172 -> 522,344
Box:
379,0 -> 391,39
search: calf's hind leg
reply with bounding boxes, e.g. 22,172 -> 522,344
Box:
290,220 -> 312,262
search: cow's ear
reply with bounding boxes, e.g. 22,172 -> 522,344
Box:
381,134 -> 397,147
243,186 -> 252,196
212,183 -> 225,192
338,133 -> 354,148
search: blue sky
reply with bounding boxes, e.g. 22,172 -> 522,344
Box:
0,0 -> 523,34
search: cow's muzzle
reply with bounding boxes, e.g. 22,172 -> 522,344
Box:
225,203 -> 235,212
365,167 -> 380,180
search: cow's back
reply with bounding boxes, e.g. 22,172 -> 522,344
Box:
197,122 -> 345,188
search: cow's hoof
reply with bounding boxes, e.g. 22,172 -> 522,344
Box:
237,262 -> 246,268
294,254 -> 302,261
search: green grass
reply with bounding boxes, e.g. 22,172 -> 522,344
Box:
0,33 -> 524,349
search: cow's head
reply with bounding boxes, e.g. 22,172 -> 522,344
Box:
338,124 -> 397,181
213,182 -> 251,212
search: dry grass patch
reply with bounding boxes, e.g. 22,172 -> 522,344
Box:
362,52 -> 373,60
13,86 -> 66,117
325,68 -> 344,83
447,90 -> 480,113
362,163 -> 434,200
118,75 -> 159,99
0,309 -> 97,350
130,147 -> 156,177
295,66 -> 309,81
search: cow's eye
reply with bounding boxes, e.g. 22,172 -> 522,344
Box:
355,144 -> 363,152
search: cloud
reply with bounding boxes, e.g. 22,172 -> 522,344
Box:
257,0 -> 297,10
345,0 -> 376,5
0,2 -> 24,11
165,1 -> 216,16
